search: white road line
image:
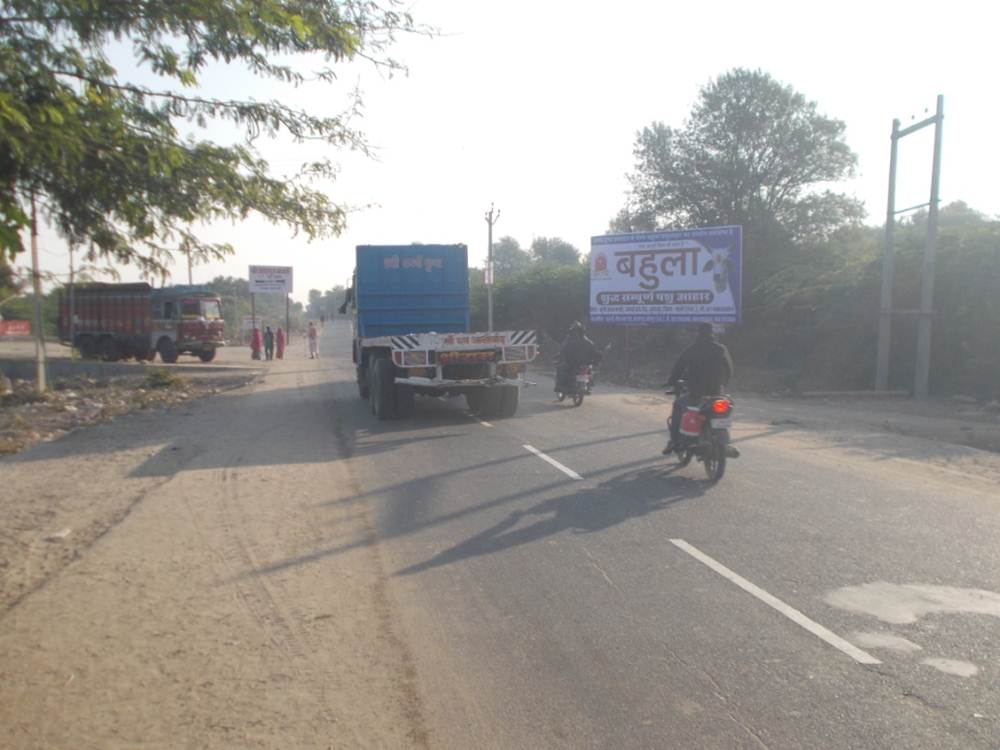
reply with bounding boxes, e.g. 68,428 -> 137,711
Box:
669,539 -> 881,666
478,420 -> 494,428
523,445 -> 583,481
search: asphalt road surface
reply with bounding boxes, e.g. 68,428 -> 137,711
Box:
3,320 -> 999,749
328,322 -> 1000,749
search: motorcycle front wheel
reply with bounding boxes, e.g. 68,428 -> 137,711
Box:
572,392 -> 584,407
555,391 -> 566,402
678,450 -> 693,467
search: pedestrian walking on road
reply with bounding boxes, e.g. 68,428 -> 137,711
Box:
276,327 -> 286,359
308,321 -> 319,359
264,326 -> 275,361
250,326 -> 263,360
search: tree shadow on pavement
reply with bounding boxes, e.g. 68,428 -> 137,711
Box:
393,468 -> 707,577
231,452 -> 678,583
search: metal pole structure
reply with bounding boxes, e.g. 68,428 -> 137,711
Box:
29,193 -> 47,393
285,293 -> 290,337
875,119 -> 900,391
250,292 -> 256,344
484,204 -> 500,331
914,95 -> 944,400
68,244 -> 76,356
624,326 -> 631,382
187,249 -> 193,285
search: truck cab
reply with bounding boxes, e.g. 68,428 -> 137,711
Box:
151,287 -> 225,363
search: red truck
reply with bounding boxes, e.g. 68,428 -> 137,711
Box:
58,283 -> 225,363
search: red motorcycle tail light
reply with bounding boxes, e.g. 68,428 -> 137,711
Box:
712,398 -> 730,414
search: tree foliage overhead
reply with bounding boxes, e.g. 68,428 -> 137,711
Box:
529,236 -> 581,266
0,0 -> 418,274
612,69 -> 862,251
490,235 -> 530,278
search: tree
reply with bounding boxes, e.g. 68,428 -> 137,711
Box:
491,236 -> 530,277
529,236 -> 580,266
0,1 -> 418,275
307,288 -> 323,317
612,69 -> 862,292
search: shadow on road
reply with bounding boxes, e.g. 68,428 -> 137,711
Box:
394,468 -> 706,577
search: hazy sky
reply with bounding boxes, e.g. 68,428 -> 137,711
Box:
31,0 -> 1000,303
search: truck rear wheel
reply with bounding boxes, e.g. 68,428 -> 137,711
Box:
77,335 -> 97,359
157,338 -> 178,364
465,389 -> 486,413
198,348 -> 216,363
477,388 -> 504,418
372,357 -> 396,421
357,366 -> 370,399
498,385 -> 520,418
99,336 -> 121,362
395,386 -> 415,417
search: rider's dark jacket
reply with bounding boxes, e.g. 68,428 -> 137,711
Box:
560,333 -> 599,370
668,338 -> 733,400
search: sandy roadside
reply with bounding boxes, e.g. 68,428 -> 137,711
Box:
0,339 -> 427,749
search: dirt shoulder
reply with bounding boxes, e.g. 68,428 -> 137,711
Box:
0,344 -> 426,749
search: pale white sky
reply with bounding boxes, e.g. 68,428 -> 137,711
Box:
31,0 -> 1000,303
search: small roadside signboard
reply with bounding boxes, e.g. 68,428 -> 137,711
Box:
248,265 -> 293,295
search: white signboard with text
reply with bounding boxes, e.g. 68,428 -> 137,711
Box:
589,225 -> 742,325
249,265 -> 293,295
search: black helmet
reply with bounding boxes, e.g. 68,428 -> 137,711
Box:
696,322 -> 714,339
569,321 -> 585,334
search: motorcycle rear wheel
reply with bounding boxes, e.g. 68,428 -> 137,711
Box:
572,392 -> 584,407
555,391 -> 566,402
703,440 -> 727,481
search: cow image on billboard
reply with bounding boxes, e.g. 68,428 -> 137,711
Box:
589,225 -> 742,325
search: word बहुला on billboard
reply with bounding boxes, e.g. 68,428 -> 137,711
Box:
589,225 -> 742,325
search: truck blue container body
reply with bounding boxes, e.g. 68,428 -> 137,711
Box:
355,244 -> 470,338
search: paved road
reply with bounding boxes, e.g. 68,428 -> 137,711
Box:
3,320 -> 999,749
322,321 -> 1000,749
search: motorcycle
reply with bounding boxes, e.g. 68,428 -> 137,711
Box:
665,380 -> 738,481
555,363 -> 592,406
554,343 -> 609,407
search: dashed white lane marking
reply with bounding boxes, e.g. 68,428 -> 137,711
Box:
670,539 -> 881,666
478,420 -> 494,428
523,445 -> 583,481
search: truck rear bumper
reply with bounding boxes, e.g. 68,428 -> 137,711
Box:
394,376 -> 524,388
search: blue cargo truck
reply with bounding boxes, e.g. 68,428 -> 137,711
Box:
348,244 -> 538,420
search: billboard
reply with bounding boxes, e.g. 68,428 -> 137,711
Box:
249,265 -> 293,295
589,225 -> 742,325
0,320 -> 31,336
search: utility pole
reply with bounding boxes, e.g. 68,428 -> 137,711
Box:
873,95 -> 944,398
875,119 -> 900,391
484,203 -> 500,331
187,248 -> 193,285
68,244 -> 76,357
914,94 -> 944,400
29,192 -> 47,393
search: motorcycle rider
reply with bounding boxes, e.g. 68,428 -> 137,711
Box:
663,322 -> 733,454
556,321 -> 599,396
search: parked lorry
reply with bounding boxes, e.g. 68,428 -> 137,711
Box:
58,283 -> 225,363
348,244 -> 538,420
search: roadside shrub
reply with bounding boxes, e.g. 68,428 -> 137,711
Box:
145,368 -> 184,390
